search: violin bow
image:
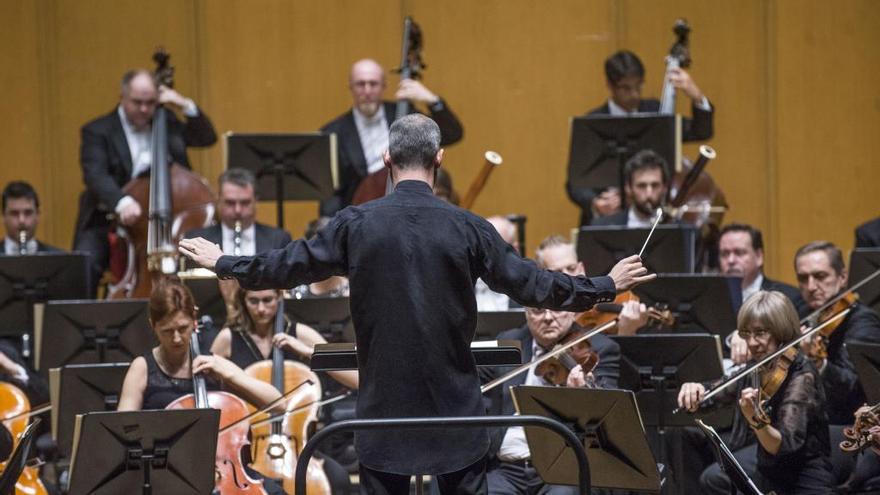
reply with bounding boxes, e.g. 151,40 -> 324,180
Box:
638,207 -> 664,259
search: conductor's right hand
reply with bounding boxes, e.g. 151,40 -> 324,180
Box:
607,255 -> 656,292
678,382 -> 706,413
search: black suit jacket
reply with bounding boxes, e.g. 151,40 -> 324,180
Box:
319,100 -> 463,215
855,217 -> 880,248
183,222 -> 292,253
480,324 -> 620,457
75,108 -> 217,232
760,276 -> 808,316
823,303 -> 880,425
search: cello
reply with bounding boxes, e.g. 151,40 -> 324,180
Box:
108,48 -> 215,299
0,383 -> 47,495
166,322 -> 267,494
244,297 -> 330,495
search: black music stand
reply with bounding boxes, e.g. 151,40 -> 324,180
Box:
695,420 -> 763,495
178,269 -> 227,328
567,115 -> 680,195
0,418 -> 40,494
575,225 -> 698,276
68,409 -> 219,495
632,274 -> 742,335
475,310 -> 526,340
849,248 -> 880,315
0,253 -> 89,360
226,132 -> 338,229
512,386 -> 662,492
49,363 -> 130,458
848,342 -> 880,404
34,299 -> 156,372
285,296 -> 354,343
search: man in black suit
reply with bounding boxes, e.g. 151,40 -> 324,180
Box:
2,181 -> 62,255
319,58 -> 463,216
722,223 -> 807,363
183,168 -> 291,254
591,149 -> 667,228
569,50 -> 714,225
73,69 -> 217,293
855,217 -> 880,248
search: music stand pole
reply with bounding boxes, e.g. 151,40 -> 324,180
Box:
274,162 -> 284,229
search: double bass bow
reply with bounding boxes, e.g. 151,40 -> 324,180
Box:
107,48 -> 215,299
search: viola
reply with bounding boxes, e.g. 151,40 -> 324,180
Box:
840,403 -> 880,454
244,298 -> 330,495
802,291 -> 859,368
166,325 -> 267,494
0,382 -> 48,495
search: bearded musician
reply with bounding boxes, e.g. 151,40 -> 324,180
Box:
678,291 -> 833,494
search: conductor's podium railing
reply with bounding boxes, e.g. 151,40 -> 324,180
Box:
293,415 -> 591,495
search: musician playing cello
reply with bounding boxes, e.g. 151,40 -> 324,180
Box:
180,114 -> 653,494
678,291 -> 833,494
117,279 -> 285,495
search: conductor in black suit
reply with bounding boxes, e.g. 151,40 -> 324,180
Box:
2,181 -> 62,255
73,69 -> 217,293
319,58 -> 463,216
569,50 -> 714,225
183,168 -> 291,255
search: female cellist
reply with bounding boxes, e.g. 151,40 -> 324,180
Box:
117,279 -> 285,495
211,288 -> 357,494
678,291 -> 833,494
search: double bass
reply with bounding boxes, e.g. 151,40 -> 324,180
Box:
244,297 -> 330,495
351,17 -> 424,206
108,48 -> 215,299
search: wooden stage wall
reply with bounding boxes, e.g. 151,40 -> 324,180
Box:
2,0 -> 878,284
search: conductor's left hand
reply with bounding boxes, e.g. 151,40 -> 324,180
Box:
179,237 -> 223,270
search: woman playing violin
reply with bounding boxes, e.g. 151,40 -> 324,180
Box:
117,279 -> 286,495
678,291 -> 832,495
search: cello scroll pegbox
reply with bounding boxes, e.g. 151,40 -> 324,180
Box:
152,47 -> 175,88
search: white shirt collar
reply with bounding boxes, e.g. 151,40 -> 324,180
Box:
626,207 -> 655,228
742,273 -> 765,302
608,98 -> 638,116
117,105 -> 152,177
5,236 -> 37,255
220,222 -> 257,256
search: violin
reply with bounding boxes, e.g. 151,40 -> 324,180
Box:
0,382 -> 48,495
166,323 -> 267,494
534,325 -> 600,387
575,291 -> 674,333
802,291 -> 859,369
244,298 -> 330,495
840,403 -> 880,455
749,346 -> 798,426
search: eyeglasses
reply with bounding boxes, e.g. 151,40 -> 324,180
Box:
737,329 -> 770,340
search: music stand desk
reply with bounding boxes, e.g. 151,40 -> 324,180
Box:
848,342 -> 880,404
849,248 -> 880,315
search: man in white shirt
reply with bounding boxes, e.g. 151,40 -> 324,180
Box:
2,181 -> 61,255
73,69 -> 217,294
319,58 -> 463,216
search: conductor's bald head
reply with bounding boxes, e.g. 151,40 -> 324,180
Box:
387,114 -> 442,170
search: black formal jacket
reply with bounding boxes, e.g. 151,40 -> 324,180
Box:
761,276 -> 808,315
856,217 -> 880,248
0,339 -> 48,407
75,108 -> 217,232
479,324 -> 620,458
214,180 -> 617,475
821,302 -> 880,425
319,100 -> 463,216
569,98 -> 714,224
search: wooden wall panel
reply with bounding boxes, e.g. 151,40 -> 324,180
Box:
5,0 -> 877,285
774,0 -> 880,282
